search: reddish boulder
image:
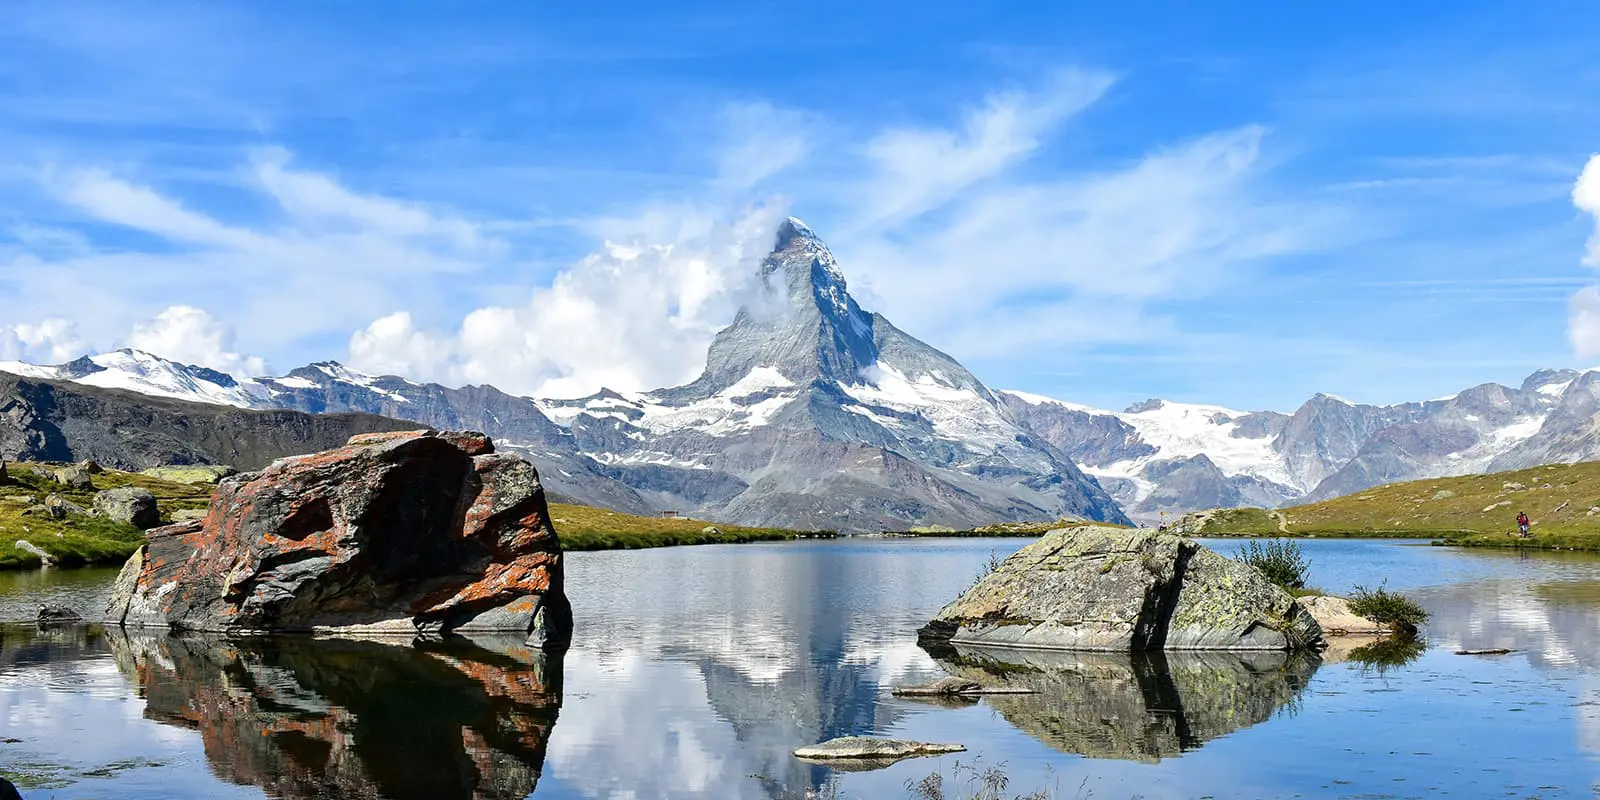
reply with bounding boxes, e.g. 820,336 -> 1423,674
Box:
105,430 -> 571,648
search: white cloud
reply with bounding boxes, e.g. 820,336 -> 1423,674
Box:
0,318 -> 87,363
124,305 -> 268,376
713,102 -> 811,190
347,206 -> 786,397
1574,154 -> 1600,267
1566,155 -> 1600,358
856,68 -> 1114,226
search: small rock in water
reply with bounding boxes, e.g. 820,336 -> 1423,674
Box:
893,676 -> 982,696
37,604 -> 83,625
1455,648 -> 1513,656
793,737 -> 965,763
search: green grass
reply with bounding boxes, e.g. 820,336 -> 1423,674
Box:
0,462 -> 213,569
1180,461 -> 1600,550
898,519 -> 1134,537
548,503 -> 829,551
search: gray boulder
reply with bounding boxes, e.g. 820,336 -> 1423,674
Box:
918,527 -> 1323,652
93,487 -> 160,529
53,465 -> 93,490
792,737 -> 965,770
45,493 -> 88,518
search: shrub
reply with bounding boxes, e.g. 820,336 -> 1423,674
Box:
1234,539 -> 1310,589
1348,583 -> 1430,637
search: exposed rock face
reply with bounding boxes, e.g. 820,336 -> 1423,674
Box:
105,430 -> 572,647
918,527 -> 1322,652
109,630 -> 561,800
1300,595 -> 1389,635
0,372 -> 418,472
933,645 -> 1319,762
93,486 -> 160,528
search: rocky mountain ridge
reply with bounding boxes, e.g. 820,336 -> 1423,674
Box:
0,219 -> 1127,530
1000,367 -> 1597,521
6,220 -> 1599,526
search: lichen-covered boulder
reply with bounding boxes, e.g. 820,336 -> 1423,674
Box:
93,486 -> 160,529
53,465 -> 93,490
105,430 -> 572,649
918,527 -> 1322,652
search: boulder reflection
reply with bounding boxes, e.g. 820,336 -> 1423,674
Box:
107,631 -> 561,800
933,645 -> 1319,763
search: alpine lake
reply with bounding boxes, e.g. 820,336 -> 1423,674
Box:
1,537 -> 1597,799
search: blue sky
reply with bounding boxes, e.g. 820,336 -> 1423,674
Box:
1,1 -> 1598,410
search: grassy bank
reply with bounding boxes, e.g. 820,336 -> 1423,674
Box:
549,503 -> 830,550
1,462 -> 212,569
1180,461 -> 1600,551
893,519 -> 1133,538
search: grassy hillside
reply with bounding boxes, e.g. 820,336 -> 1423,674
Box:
1,462 -> 212,568
1183,461 -> 1600,549
895,519 -> 1135,537
0,461 -> 830,568
550,503 -> 827,550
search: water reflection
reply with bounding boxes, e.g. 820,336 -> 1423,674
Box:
107,631 -> 562,800
931,645 -> 1320,763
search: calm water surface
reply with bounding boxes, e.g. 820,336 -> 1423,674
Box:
1,538 -> 1598,799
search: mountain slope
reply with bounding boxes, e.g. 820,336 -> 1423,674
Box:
0,373 -> 415,470
1002,369 -> 1581,522
535,219 -> 1128,529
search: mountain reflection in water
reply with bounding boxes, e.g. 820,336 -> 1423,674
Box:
106,631 -> 562,800
933,645 -> 1319,763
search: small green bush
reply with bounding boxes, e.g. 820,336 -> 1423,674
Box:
1348,584 -> 1430,636
1235,539 -> 1310,589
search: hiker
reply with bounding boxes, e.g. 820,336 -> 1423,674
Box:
1516,511 -> 1530,537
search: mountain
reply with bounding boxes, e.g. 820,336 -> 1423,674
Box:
1001,368 -> 1588,522
0,219 -> 1128,530
532,219 -> 1127,529
10,218 -> 1596,527
0,372 -> 415,470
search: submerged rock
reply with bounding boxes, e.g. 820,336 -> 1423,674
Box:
891,676 -> 1037,697
917,527 -> 1322,652
37,604 -> 83,625
93,487 -> 160,529
792,737 -> 965,767
105,430 -> 572,648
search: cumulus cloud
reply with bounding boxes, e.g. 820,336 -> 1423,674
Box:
124,305 -> 268,375
4,150 -> 498,368
3,67 -> 1338,396
0,318 -> 88,364
1567,155 -> 1600,358
347,206 -> 787,397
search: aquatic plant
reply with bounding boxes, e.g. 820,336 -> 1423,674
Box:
1348,584 -> 1430,637
1234,539 -> 1311,589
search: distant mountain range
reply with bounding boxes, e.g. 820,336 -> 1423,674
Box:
3,218 -> 1597,527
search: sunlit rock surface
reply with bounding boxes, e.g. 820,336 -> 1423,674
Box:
105,430 -> 571,646
918,527 -> 1323,651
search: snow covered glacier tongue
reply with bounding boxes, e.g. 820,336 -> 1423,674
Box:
538,218 -> 1132,531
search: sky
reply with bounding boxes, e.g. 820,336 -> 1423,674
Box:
1,1 -> 1598,411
